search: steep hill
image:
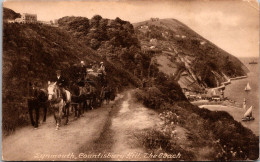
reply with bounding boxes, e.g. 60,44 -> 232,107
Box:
3,7 -> 21,20
134,18 -> 248,90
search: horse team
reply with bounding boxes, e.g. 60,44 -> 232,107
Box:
28,78 -> 115,130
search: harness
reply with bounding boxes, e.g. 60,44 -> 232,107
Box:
48,85 -> 62,104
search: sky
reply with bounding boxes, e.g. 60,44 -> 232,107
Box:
3,0 -> 259,57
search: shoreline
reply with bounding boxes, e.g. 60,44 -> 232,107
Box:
196,75 -> 249,107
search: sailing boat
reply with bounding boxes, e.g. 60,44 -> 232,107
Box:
242,106 -> 255,121
244,82 -> 251,91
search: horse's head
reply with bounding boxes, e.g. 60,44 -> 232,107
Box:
29,81 -> 42,97
47,81 -> 58,100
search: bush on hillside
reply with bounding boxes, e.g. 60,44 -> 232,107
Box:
58,16 -> 143,76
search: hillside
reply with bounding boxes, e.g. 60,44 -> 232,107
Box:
134,18 -> 249,90
3,7 -> 21,20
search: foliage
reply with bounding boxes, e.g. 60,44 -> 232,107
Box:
58,16 -> 143,74
141,129 -> 194,161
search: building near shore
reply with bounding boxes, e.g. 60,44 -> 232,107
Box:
206,88 -> 224,101
14,13 -> 37,23
21,13 -> 37,23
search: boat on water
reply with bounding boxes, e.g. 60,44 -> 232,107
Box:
244,82 -> 251,91
242,106 -> 255,121
249,60 -> 258,64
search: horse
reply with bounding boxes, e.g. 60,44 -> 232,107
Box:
80,83 -> 95,111
103,86 -> 116,105
103,86 -> 111,105
70,82 -> 85,118
47,82 -> 71,130
28,82 -> 48,129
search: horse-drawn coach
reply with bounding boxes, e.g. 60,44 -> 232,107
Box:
28,61 -> 116,130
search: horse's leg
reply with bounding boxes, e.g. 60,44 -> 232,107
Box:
65,103 -> 69,125
95,96 -> 98,108
85,97 -> 89,111
89,98 -> 91,110
99,97 -> 103,107
84,100 -> 86,114
92,96 -> 96,108
70,103 -> 74,113
87,100 -> 89,111
78,103 -> 82,118
54,110 -> 57,125
82,100 -> 85,114
88,97 -> 92,109
97,97 -> 101,107
105,94 -> 108,105
43,103 -> 47,122
35,106 -> 39,128
106,98 -> 109,105
74,104 -> 78,118
76,104 -> 79,118
56,105 -> 63,130
62,103 -> 66,119
28,100 -> 35,127
70,104 -> 73,114
90,98 -> 94,109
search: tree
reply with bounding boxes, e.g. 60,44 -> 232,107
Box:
90,38 -> 100,50
90,15 -> 102,28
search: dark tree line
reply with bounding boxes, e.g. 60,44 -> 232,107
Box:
58,15 -> 146,76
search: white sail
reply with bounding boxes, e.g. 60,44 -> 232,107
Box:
245,83 -> 251,91
244,106 -> 253,118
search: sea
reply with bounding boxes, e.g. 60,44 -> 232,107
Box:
224,57 -> 259,135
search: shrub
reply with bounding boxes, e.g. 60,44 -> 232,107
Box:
141,129 -> 194,161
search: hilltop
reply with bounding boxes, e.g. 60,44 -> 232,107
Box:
134,18 -> 248,90
3,7 -> 21,20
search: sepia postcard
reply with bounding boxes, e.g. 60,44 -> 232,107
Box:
2,0 -> 259,161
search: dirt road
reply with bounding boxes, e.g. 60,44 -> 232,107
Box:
2,90 -> 161,161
